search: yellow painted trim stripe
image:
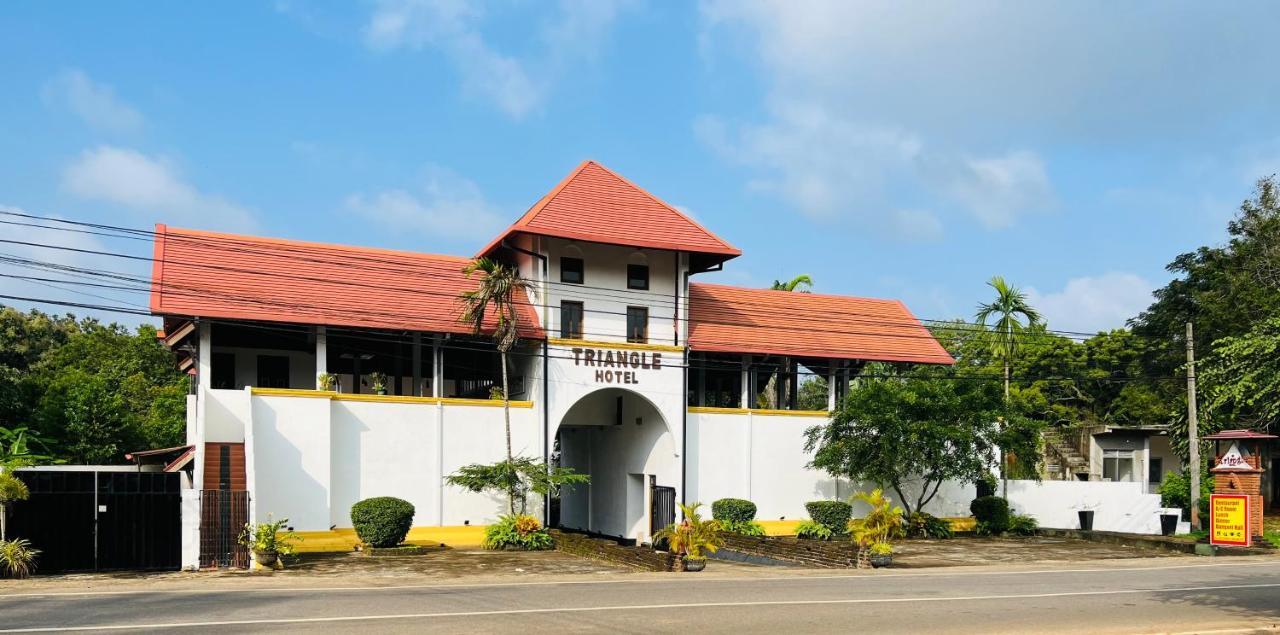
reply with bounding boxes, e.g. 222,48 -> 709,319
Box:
547,337 -> 685,353
250,388 -> 532,408
688,406 -> 829,418
250,388 -> 337,399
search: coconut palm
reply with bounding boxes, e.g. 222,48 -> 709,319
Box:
460,257 -> 534,514
759,275 -> 815,408
974,276 -> 1041,496
770,274 -> 814,292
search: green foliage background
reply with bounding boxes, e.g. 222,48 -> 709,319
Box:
0,307 -> 187,464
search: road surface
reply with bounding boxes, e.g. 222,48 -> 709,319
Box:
3,558 -> 1280,633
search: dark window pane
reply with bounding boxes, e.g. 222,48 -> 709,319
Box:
257,355 -> 290,388
561,257 -> 584,284
561,301 -> 584,339
212,352 -> 236,389
626,306 -> 648,343
627,264 -> 649,290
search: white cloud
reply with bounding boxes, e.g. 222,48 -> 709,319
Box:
698,101 -> 1047,231
696,102 -> 921,221
1026,272 -> 1156,334
345,164 -> 505,241
62,146 -> 256,232
41,69 -> 144,134
362,0 -> 630,118
941,151 -> 1053,229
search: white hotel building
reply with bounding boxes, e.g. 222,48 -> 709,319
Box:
149,160 -> 959,566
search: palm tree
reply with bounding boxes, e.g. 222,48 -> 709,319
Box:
974,276 -> 1041,496
761,275 -> 814,408
460,257 -> 533,515
770,274 -> 814,292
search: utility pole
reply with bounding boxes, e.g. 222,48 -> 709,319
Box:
1186,322 -> 1201,531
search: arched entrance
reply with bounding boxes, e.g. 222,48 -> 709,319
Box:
553,387 -> 678,544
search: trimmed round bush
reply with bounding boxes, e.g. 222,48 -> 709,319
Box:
351,497 -> 415,548
712,498 -> 757,523
804,500 -> 852,534
969,495 -> 1010,533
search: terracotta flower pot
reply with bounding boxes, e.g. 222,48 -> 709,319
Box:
253,550 -> 279,567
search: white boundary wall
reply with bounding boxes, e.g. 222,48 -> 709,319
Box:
1006,479 -> 1182,534
204,389 -> 540,532
687,411 -> 974,519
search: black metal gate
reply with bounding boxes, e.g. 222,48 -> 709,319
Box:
650,485 -> 676,537
200,489 -> 249,568
10,470 -> 181,572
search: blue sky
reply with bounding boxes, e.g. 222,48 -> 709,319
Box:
3,1 -> 1279,333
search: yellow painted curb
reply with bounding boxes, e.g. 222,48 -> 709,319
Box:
291,525 -> 489,553
687,406 -> 829,418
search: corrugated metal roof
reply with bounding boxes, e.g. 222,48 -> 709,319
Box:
149,225 -> 543,338
687,283 -> 954,364
478,160 -> 741,258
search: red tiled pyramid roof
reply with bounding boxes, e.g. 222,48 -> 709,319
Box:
479,160 -> 740,258
149,225 -> 543,338
688,283 -> 954,364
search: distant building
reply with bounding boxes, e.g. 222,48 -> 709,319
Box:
151,160 -> 954,567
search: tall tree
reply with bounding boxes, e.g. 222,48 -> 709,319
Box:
804,376 -> 1017,516
975,276 -> 1041,495
460,257 -> 534,515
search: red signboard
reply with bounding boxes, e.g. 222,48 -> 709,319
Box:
1209,494 -> 1251,547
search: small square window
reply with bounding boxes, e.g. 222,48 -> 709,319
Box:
561,257 -> 584,284
627,264 -> 649,290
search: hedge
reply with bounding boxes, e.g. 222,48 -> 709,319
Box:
804,500 -> 852,535
969,495 -> 1010,533
351,497 -> 416,548
712,498 -> 758,523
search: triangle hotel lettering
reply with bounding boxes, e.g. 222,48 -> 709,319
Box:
572,347 -> 663,385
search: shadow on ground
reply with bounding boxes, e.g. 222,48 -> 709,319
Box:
892,536 -> 1187,568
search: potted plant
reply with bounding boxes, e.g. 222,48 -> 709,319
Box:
239,516 -> 300,569
369,372 -> 389,396
866,541 -> 893,568
653,502 -> 723,572
848,489 -> 903,569
317,373 -> 337,392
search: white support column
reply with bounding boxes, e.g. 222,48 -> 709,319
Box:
827,362 -> 836,411
432,335 -> 443,398
740,355 -> 750,409
197,320 -> 212,390
314,326 -> 327,388
412,333 -> 423,396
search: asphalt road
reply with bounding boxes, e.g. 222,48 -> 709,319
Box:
4,559 -> 1280,634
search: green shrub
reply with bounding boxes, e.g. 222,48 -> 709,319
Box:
906,511 -> 954,539
1007,514 -> 1038,536
795,520 -> 834,541
720,519 -> 766,536
350,497 -> 415,548
712,498 -> 758,524
969,496 -> 1010,534
483,514 -> 553,550
1158,468 -> 1213,521
805,500 -> 852,535
975,472 -> 998,498
0,538 -> 39,578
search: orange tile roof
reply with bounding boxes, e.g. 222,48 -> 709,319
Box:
687,283 -> 954,364
478,160 -> 741,258
149,225 -> 543,338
